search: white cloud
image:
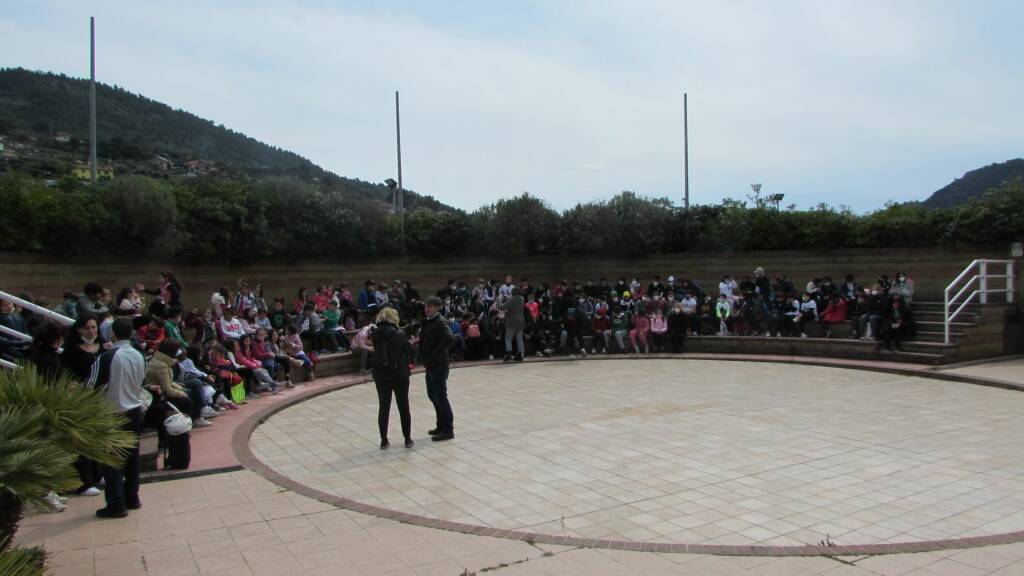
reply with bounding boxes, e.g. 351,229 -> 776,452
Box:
2,0 -> 1021,212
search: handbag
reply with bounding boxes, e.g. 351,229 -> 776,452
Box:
163,402 -> 192,436
230,381 -> 247,404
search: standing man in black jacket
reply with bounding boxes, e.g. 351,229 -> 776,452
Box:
420,296 -> 456,441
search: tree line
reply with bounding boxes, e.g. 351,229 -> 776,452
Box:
1,173 -> 1021,262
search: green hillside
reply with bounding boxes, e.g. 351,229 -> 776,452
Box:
922,158 -> 1024,208
0,67 -> 450,211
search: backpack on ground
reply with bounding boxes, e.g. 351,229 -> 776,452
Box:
164,431 -> 191,470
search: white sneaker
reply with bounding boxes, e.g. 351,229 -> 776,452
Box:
194,418 -> 213,427
201,406 -> 220,419
44,491 -> 66,512
800,333 -> 808,338
82,487 -> 102,497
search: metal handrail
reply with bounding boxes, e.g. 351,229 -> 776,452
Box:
949,274 -> 1013,307
0,324 -> 32,342
1,290 -> 76,370
943,259 -> 1016,344
0,290 -> 74,326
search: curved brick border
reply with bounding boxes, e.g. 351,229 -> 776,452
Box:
232,355 -> 1024,556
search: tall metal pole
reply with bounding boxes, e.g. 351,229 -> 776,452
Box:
89,16 -> 97,186
683,92 -> 689,210
395,90 -> 404,246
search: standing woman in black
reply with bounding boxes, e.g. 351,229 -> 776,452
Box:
371,307 -> 414,449
59,314 -> 107,496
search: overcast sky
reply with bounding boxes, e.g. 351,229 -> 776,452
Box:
3,1 -> 1022,212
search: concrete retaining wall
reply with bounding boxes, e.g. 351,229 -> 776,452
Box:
2,246 -> 1018,311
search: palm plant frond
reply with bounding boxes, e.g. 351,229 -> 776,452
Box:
0,546 -> 46,576
0,365 -> 137,467
0,363 -> 143,546
0,407 -> 79,502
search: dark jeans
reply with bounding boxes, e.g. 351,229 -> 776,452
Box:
375,377 -> 411,441
73,456 -> 102,493
425,366 -> 454,433
104,406 -> 142,511
261,358 -> 277,379
181,376 -> 207,410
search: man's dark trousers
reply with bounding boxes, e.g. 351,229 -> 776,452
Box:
425,366 -> 453,433
104,406 -> 143,511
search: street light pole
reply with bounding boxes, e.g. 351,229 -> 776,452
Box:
89,16 -> 97,186
395,90 -> 404,247
683,92 -> 689,210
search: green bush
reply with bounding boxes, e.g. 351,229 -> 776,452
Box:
0,173 -> 1021,262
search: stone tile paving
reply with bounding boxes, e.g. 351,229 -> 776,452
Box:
942,358 -> 1024,387
18,468 -> 1024,575
251,359 -> 1024,547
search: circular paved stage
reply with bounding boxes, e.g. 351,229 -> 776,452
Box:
248,359 -> 1024,551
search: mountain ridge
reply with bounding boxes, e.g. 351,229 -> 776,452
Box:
0,67 -> 453,212
922,158 -> 1024,208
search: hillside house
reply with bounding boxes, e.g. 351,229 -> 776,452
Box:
184,159 -> 213,176
151,155 -> 173,171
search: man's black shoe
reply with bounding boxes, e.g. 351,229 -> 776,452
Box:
380,439 -> 390,450
404,438 -> 415,449
427,428 -> 439,436
95,507 -> 128,519
514,354 -> 524,362
431,431 -> 454,442
126,500 -> 142,510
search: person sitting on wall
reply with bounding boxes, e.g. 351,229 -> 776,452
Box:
819,292 -> 848,338
879,296 -> 915,352
858,285 -> 890,341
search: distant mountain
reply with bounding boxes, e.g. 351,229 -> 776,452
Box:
0,67 -> 452,211
923,158 -> 1024,209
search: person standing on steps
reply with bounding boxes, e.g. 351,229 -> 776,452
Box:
370,307 -> 414,450
87,318 -> 147,518
420,296 -> 455,442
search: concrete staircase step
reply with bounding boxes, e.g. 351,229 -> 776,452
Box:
915,331 -> 965,343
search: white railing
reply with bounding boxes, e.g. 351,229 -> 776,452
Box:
0,289 -> 75,370
943,259 -> 1016,344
